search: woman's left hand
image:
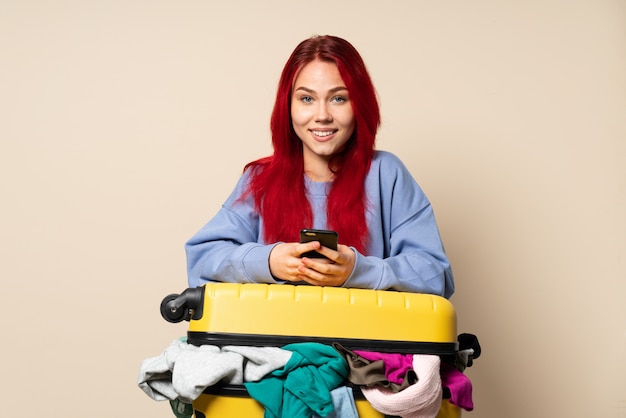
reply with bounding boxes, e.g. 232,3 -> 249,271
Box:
297,244 -> 356,287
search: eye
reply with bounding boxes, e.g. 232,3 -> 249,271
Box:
331,96 -> 347,104
300,96 -> 314,103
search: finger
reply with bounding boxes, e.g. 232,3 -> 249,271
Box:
297,241 -> 322,257
301,275 -> 343,287
298,264 -> 340,285
312,245 -> 339,262
300,258 -> 335,275
297,274 -> 329,287
296,274 -> 319,284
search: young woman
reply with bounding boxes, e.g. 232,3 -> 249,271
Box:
186,35 -> 454,298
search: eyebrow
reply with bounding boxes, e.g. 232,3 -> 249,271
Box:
294,86 -> 348,94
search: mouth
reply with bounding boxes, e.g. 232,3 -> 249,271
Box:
310,129 -> 338,138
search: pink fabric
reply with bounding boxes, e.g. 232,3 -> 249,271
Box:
353,350 -> 414,385
440,362 -> 474,411
361,354 -> 442,418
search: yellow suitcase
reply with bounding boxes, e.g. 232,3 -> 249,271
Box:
161,283 -> 465,418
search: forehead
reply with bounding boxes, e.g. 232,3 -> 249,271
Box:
293,59 -> 346,91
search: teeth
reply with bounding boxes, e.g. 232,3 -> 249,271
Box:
312,130 -> 335,137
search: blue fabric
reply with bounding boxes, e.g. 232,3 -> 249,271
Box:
313,386 -> 359,418
186,150 -> 454,298
244,343 -> 348,418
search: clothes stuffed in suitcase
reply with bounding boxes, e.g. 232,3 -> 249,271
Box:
160,283 -> 467,418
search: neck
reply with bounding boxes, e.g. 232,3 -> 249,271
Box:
304,169 -> 334,182
303,154 -> 334,182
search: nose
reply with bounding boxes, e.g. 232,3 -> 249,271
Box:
315,103 -> 332,123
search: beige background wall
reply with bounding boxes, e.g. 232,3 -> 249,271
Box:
2,1 -> 624,417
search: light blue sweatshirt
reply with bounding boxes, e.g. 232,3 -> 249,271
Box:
185,151 -> 454,298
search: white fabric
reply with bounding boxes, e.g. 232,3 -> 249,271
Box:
361,354 -> 442,418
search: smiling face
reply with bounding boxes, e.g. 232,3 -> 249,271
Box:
290,59 -> 356,180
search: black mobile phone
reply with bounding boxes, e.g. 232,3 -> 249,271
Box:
299,229 -> 338,258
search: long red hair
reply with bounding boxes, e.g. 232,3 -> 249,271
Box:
243,35 -> 380,253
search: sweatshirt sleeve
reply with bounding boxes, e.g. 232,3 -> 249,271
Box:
185,173 -> 278,288
342,152 -> 455,298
